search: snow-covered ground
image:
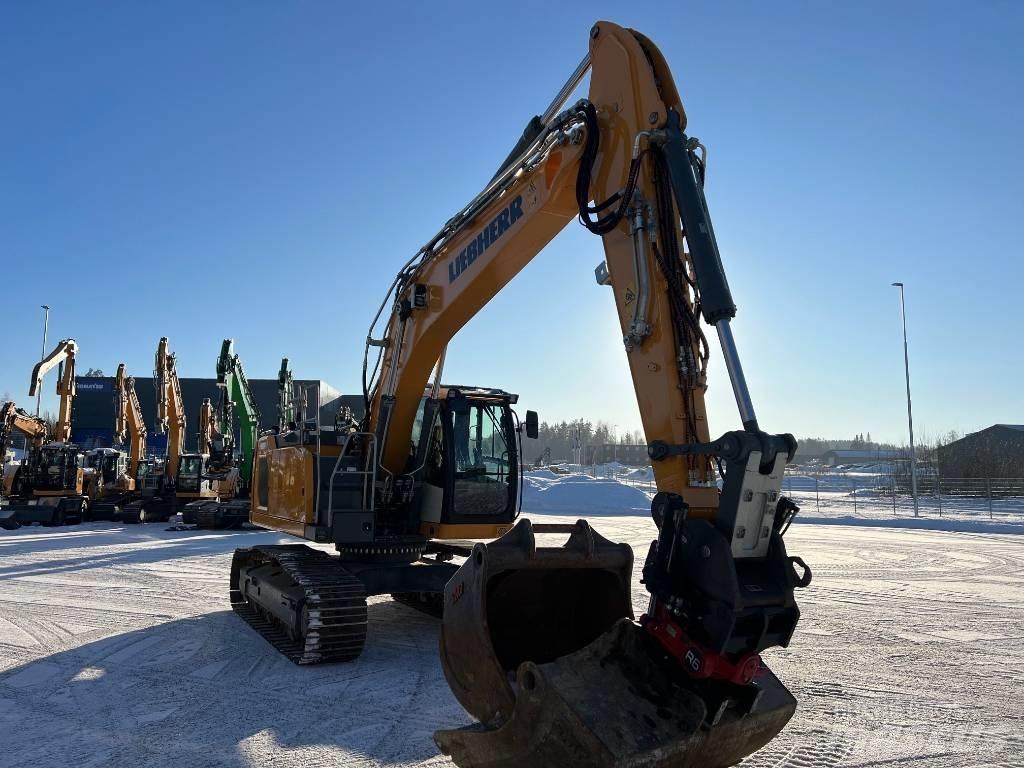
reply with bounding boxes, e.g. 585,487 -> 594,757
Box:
1,476 -> 1022,766
555,465 -> 1024,534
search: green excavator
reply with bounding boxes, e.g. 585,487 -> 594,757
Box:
182,339 -> 262,529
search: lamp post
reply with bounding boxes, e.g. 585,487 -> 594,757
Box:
891,283 -> 919,517
37,305 -> 50,417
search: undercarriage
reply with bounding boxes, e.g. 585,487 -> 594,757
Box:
229,539 -> 465,661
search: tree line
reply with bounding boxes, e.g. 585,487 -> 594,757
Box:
525,419 -> 970,466
523,420 -> 645,464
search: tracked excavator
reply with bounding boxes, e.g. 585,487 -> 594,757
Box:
2,340 -> 90,526
122,337 -> 216,523
89,364 -> 148,520
182,339 -> 262,529
1,402 -> 49,496
230,21 -> 810,767
0,402 -> 51,528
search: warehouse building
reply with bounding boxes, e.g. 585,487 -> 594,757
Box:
821,448 -> 905,467
937,424 -> 1024,479
590,443 -> 650,466
71,376 -> 362,454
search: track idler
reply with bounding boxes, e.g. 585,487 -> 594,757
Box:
434,519 -> 796,767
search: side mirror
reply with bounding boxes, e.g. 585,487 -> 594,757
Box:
525,410 -> 539,440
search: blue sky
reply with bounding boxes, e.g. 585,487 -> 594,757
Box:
2,2 -> 1020,445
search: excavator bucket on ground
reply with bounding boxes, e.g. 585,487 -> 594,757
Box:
435,519 -> 796,768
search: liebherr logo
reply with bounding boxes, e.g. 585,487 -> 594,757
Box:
447,195 -> 524,283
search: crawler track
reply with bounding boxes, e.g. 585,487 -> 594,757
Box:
230,544 -> 368,664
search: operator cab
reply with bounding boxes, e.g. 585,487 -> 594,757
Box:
88,448 -> 126,488
250,384 -> 538,547
135,457 -> 165,492
411,386 -> 538,538
176,453 -> 216,497
31,443 -> 83,493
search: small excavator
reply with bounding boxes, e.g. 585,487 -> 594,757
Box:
182,339 -> 262,529
122,337 -> 215,523
0,401 -> 50,528
230,22 -> 810,767
88,364 -> 148,520
2,339 -> 90,526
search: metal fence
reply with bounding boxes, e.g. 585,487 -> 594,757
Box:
577,463 -> 1024,522
781,473 -> 1024,521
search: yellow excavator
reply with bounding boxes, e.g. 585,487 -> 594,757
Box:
181,339 -> 262,529
0,402 -> 51,528
1,339 -> 91,526
230,21 -> 810,767
122,337 -> 217,523
88,364 -> 148,520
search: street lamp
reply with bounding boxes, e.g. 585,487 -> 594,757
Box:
891,283 -> 919,517
37,305 -> 50,417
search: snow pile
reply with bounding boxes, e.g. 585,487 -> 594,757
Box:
522,470 -> 652,516
622,466 -> 653,480
521,469 -> 1024,534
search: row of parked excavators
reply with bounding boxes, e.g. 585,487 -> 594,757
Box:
0,336 -> 276,530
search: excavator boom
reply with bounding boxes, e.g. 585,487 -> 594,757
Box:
362,27 -> 729,517
154,337 -> 186,481
1,401 -> 49,453
29,338 -> 77,444
277,357 -> 297,432
115,364 -> 147,478
215,340 -> 261,491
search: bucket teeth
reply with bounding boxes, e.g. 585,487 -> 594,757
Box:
435,619 -> 796,768
434,519 -> 797,768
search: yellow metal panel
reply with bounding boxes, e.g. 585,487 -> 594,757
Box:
250,508 -> 306,537
421,522 -> 513,541
271,447 -> 315,524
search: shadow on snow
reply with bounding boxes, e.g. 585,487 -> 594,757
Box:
0,601 -> 463,767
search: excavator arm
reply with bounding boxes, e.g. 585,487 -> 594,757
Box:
154,337 -> 186,481
216,340 -> 261,489
29,339 -> 77,444
114,364 -> 147,479
1,401 -> 50,453
277,357 -> 297,432
197,398 -> 214,454
365,24 -> 731,517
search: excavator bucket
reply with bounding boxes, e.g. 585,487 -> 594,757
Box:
435,519 -> 796,768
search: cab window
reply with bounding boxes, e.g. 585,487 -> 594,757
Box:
450,402 -> 511,516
